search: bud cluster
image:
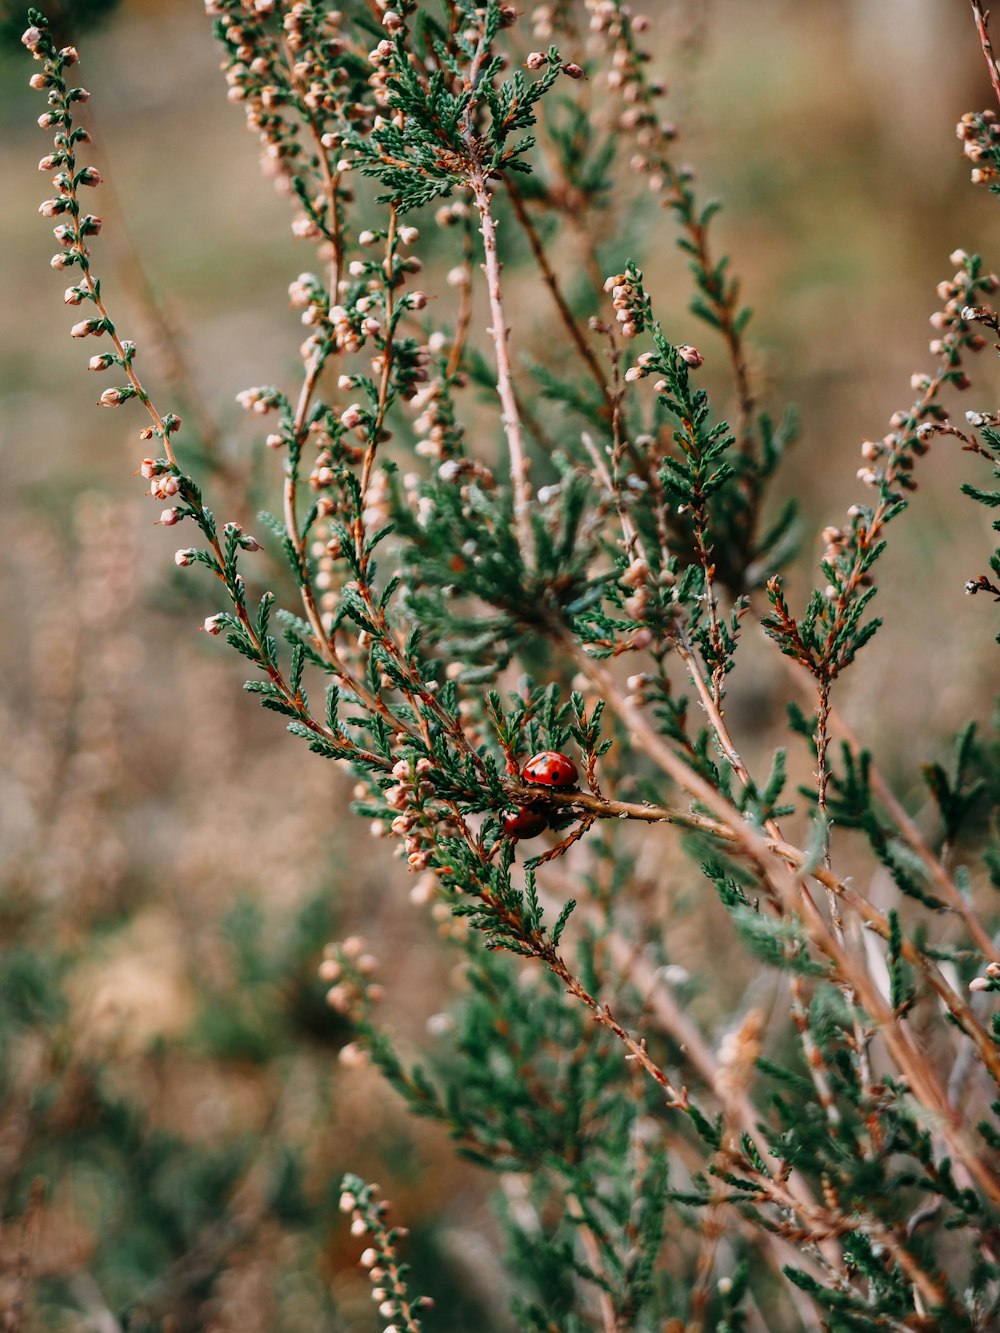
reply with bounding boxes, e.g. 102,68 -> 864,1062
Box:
603,264 -> 648,338
21,17 -> 140,414
378,756 -> 459,874
853,253 -> 997,493
337,1173 -> 432,1333
957,109 -> 1000,185
319,935 -> 383,1019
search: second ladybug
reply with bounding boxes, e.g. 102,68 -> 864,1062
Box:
501,807 -> 548,840
522,750 -> 579,789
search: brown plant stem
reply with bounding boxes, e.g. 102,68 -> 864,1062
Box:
542,946 -> 688,1109
469,168 -> 535,565
565,1193 -> 618,1333
972,2 -> 1000,109
528,766 -> 994,1076
505,178 -> 612,408
563,643 -> 1000,1202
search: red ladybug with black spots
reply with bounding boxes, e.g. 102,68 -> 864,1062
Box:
522,750 -> 579,789
500,807 -> 548,840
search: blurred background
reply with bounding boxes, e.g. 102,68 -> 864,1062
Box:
2,1 -> 1000,1328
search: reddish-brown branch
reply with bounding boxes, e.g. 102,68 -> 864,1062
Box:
505,178 -> 612,408
972,2 -> 1000,108
470,169 -> 535,563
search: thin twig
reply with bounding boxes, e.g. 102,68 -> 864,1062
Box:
972,2 -> 1000,108
470,168 -> 535,564
505,177 -> 612,408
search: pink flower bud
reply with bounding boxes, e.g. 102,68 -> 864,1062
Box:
174,549 -> 196,567
21,26 -> 43,52
676,344 -> 704,368
398,225 -> 419,245
159,508 -> 180,526
77,166 -> 102,187
70,318 -> 103,338
562,62 -> 585,79
88,353 -> 113,371
409,290 -> 428,309
29,73 -> 49,90
39,198 -> 67,217
98,387 -> 126,406
526,51 -> 546,70
203,614 -> 224,635
59,45 -> 80,65
341,402 -> 363,429
150,474 -> 180,499
64,286 -> 84,305
385,784 -> 409,810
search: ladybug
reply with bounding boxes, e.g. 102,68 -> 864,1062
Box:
522,750 -> 578,789
501,806 -> 548,840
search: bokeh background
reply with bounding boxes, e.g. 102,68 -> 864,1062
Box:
2,1 -> 1000,1328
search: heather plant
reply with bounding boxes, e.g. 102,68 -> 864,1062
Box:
16,1 -> 1000,1329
